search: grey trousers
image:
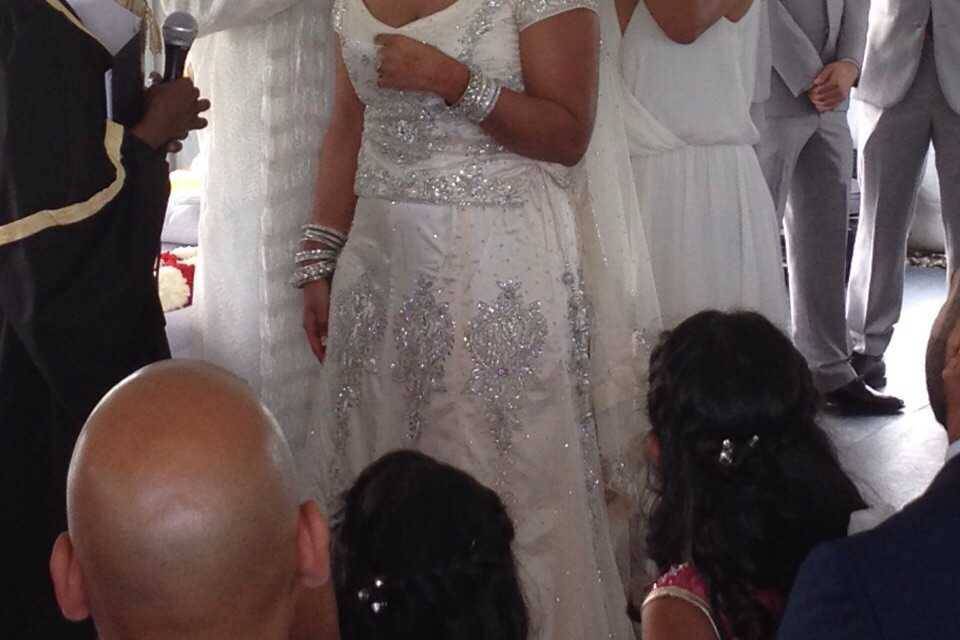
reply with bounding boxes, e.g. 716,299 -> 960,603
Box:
758,109 -> 857,392
848,39 -> 960,357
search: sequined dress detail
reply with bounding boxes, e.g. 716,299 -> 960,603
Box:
300,0 -> 636,637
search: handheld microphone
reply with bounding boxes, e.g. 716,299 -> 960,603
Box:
162,12 -> 199,82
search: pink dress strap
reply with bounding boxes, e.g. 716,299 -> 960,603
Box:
642,564 -> 722,640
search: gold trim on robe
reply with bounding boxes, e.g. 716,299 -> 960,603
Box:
0,121 -> 127,247
44,0 -> 108,49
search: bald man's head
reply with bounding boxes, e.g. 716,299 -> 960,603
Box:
928,273 -> 960,429
50,361 -> 329,640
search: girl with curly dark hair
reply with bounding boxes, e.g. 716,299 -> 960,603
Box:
331,450 -> 528,640
638,311 -> 866,640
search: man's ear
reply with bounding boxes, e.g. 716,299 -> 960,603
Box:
50,532 -> 91,622
296,500 -> 331,589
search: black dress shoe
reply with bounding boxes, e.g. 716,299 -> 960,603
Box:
851,352 -> 887,388
824,379 -> 904,416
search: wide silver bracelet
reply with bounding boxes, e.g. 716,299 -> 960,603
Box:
296,248 -> 341,266
302,223 -> 348,249
453,67 -> 502,125
292,261 -> 336,288
293,224 -> 347,288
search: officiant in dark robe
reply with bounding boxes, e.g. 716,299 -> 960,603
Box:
0,0 -> 208,635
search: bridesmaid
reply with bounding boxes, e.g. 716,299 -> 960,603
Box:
614,0 -> 788,330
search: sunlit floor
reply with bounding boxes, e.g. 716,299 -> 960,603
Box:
824,266 -> 950,510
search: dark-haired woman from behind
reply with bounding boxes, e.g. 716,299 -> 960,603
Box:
637,311 -> 867,640
331,450 -> 527,640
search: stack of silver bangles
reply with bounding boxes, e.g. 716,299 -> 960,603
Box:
453,66 -> 502,124
291,223 -> 347,288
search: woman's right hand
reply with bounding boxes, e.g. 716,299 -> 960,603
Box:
303,279 -> 332,363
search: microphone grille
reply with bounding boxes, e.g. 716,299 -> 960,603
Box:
162,12 -> 199,48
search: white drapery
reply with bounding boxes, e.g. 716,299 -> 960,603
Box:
158,0 -> 333,449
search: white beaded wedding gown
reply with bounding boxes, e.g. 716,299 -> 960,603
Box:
298,0 -> 651,637
620,1 -> 789,330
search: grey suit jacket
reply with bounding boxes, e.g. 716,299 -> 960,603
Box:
765,0 -> 869,115
857,0 -> 960,113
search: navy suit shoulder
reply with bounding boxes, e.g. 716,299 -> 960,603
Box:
779,457 -> 960,640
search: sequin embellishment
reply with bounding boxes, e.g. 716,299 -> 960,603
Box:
329,272 -> 388,485
465,281 -> 548,451
515,0 -> 599,31
458,0 -> 506,58
331,0 -> 345,33
564,271 -> 602,501
391,276 -> 455,442
355,163 -> 526,207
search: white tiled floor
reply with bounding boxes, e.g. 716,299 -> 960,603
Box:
824,267 -> 950,510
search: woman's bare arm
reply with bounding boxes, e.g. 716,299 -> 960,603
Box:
301,42 -> 364,362
479,9 -> 600,167
642,597 -> 720,640
376,9 -> 599,167
643,0 -> 753,44
309,43 -> 364,231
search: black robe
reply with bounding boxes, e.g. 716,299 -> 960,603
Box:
0,1 -> 171,635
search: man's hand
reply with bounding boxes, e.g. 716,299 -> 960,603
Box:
807,60 -> 859,113
131,77 -> 210,151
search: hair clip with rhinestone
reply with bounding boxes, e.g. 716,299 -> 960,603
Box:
357,577 -> 389,615
718,438 -> 735,466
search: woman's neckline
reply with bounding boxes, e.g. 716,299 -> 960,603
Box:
357,0 -> 466,31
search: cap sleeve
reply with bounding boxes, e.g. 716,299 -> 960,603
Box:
514,0 -> 597,31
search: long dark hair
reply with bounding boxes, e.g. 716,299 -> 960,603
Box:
332,450 -> 528,640
645,311 -> 865,640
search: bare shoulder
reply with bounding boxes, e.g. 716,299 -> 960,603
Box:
642,595 -> 721,640
726,0 -> 755,23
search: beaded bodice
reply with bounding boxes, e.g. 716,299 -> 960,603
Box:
333,0 -> 597,207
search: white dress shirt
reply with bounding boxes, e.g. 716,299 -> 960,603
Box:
947,438 -> 960,463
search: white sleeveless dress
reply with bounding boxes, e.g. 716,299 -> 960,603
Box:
299,0 -> 637,637
620,1 -> 788,330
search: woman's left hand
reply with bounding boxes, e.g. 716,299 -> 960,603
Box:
374,34 -> 469,104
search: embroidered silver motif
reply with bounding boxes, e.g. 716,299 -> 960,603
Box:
329,272 -> 388,486
465,281 -> 548,452
564,271 -> 592,420
515,0 -> 598,31
392,276 -> 455,442
458,0 -> 507,59
355,162 -> 527,207
563,271 -> 602,499
331,0 -> 345,33
364,97 -> 506,166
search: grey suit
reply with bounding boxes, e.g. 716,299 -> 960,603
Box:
848,2 -> 960,358
756,0 -> 869,392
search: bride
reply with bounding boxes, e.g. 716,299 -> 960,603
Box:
295,0 -> 660,636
